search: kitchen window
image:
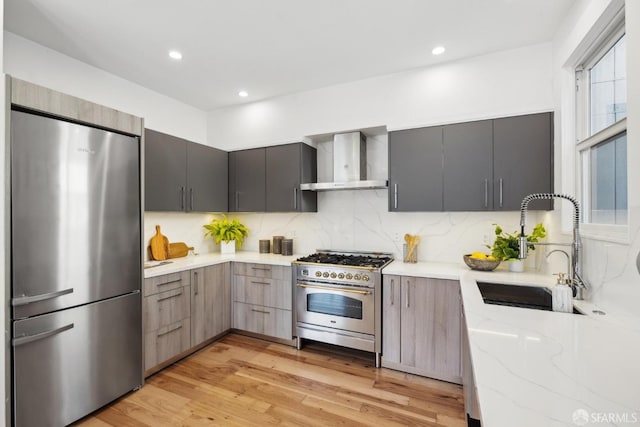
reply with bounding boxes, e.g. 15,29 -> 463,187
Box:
576,14 -> 627,233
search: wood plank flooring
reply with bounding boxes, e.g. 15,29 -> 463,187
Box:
75,334 -> 465,426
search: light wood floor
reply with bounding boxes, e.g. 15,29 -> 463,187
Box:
75,334 -> 466,426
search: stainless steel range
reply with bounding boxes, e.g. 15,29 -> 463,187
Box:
293,250 -> 393,367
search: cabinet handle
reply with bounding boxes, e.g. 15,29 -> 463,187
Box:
235,191 -> 240,211
180,186 -> 185,210
394,184 -> 399,209
157,324 -> 183,337
158,290 -> 183,302
251,308 -> 270,314
406,281 -> 410,308
189,188 -> 194,211
484,179 -> 488,208
251,281 -> 270,285
293,188 -> 298,210
390,279 -> 395,305
193,271 -> 198,295
499,178 -> 504,208
251,267 -> 271,271
156,278 -> 182,287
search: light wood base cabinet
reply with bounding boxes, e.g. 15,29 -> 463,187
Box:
143,271 -> 192,372
191,264 -> 231,347
232,262 -> 293,340
382,274 -> 462,384
233,302 -> 292,339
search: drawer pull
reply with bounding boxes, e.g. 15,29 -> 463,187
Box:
251,267 -> 271,271
251,309 -> 270,314
157,290 -> 183,302
157,324 -> 183,337
251,281 -> 270,285
156,278 -> 182,287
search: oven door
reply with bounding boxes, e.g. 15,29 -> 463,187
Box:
295,281 -> 375,335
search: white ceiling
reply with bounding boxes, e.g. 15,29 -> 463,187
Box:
4,0 -> 576,111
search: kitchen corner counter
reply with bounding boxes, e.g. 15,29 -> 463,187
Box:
459,269 -> 640,427
383,260 -> 640,426
144,252 -> 300,278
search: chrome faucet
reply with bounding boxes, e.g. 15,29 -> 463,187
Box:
519,193 -> 587,300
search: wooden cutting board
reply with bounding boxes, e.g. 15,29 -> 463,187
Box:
168,242 -> 194,259
149,225 -> 169,260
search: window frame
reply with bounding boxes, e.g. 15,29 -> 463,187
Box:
575,14 -> 628,242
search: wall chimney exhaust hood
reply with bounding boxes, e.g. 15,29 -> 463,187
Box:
300,131 -> 388,191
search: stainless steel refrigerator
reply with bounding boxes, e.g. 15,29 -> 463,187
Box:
10,109 -> 142,426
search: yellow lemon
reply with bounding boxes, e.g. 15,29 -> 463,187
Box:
487,255 -> 496,261
471,252 -> 487,259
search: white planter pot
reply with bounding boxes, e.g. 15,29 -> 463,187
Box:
508,259 -> 524,272
220,240 -> 236,254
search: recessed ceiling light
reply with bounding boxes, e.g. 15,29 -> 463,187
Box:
238,91 -> 249,97
432,46 -> 446,55
169,50 -> 183,60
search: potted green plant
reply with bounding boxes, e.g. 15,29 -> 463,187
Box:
203,215 -> 249,254
487,223 -> 546,272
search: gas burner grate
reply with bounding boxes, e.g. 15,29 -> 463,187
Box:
296,252 -> 392,268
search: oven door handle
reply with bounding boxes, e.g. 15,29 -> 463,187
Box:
296,283 -> 372,295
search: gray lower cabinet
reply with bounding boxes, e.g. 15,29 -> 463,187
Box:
388,127 -> 443,211
143,273 -> 192,372
232,262 -> 293,340
382,274 -> 462,384
229,143 -> 317,213
145,128 -> 228,212
191,264 -> 231,347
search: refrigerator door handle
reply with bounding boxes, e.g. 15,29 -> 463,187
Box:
12,323 -> 74,347
12,288 -> 74,306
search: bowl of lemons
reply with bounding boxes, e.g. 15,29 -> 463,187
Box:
463,252 -> 501,271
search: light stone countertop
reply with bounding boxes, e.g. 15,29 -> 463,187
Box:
143,251 -> 300,278
387,260 -> 640,426
145,255 -> 640,425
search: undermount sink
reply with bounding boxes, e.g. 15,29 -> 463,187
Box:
477,281 -> 582,314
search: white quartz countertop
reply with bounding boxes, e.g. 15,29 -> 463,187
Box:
385,260 -> 640,426
144,251 -> 300,278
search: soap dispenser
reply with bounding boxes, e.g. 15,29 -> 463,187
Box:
552,273 -> 573,313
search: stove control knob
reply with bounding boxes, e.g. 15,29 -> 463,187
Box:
315,271 -> 322,277
330,272 -> 337,279
346,273 -> 353,280
338,273 -> 345,279
323,272 -> 329,278
354,274 -> 362,281
362,275 -> 370,282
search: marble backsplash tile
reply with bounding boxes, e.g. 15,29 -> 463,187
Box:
145,190 -> 542,267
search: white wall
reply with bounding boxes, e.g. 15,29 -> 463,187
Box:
163,43 -> 550,265
3,32 -> 208,144
551,0 -> 640,321
207,43 -> 554,150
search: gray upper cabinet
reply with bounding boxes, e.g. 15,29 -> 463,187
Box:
145,128 -> 228,212
388,112 -> 553,212
145,129 -> 188,211
443,120 -> 493,211
187,142 -> 228,212
266,143 -> 317,212
388,127 -> 443,211
493,112 -> 553,210
229,143 -> 317,213
229,148 -> 266,212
